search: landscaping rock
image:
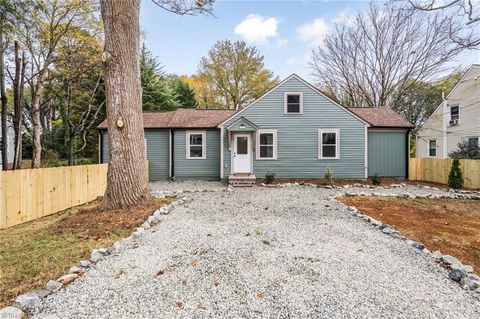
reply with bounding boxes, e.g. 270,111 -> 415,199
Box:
90,249 -> 104,263
464,265 -> 474,273
0,306 -> 24,319
45,280 -> 63,293
449,269 -> 466,282
141,221 -> 151,230
382,227 -> 393,234
461,276 -> 480,291
32,289 -> 51,298
132,227 -> 145,239
431,251 -> 443,259
14,292 -> 43,312
78,260 -> 91,268
57,273 -> 78,285
68,266 -> 82,274
441,255 -> 462,266
98,248 -> 108,255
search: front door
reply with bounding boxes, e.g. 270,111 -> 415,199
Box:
233,134 -> 251,174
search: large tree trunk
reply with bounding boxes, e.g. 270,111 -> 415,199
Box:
31,80 -> 43,168
13,43 -> 26,170
100,0 -> 149,209
0,29 -> 8,170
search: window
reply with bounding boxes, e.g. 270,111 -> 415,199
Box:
284,92 -> 303,114
429,139 -> 437,157
318,129 -> 340,159
186,131 -> 206,159
450,105 -> 459,121
256,129 -> 277,160
468,137 -> 479,148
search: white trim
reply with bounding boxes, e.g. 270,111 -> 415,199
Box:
232,133 -> 252,174
364,126 -> 368,178
284,92 -> 303,114
318,129 -> 341,160
168,130 -> 172,177
220,126 -> 224,179
217,73 -> 370,127
186,130 -> 206,160
256,129 -> 278,160
428,138 -> 437,158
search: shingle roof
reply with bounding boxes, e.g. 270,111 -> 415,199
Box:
348,107 -> 414,128
97,108 -> 237,129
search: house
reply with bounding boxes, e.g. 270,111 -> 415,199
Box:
416,64 -> 480,158
98,74 -> 413,182
0,119 -> 15,170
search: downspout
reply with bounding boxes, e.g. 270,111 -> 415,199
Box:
99,130 -> 103,164
220,126 -> 224,180
406,129 -> 410,179
171,129 -> 175,180
442,92 -> 448,158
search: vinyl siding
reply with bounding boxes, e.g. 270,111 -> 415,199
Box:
368,130 -> 407,178
100,129 -> 169,181
222,76 -> 367,179
173,129 -> 220,179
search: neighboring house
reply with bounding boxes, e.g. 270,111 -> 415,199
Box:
98,74 -> 413,182
416,64 -> 480,158
0,118 -> 15,170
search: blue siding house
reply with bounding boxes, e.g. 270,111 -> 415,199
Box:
98,74 -> 413,182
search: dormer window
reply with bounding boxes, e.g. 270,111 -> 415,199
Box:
284,92 -> 303,114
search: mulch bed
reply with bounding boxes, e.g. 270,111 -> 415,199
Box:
339,196 -> 480,271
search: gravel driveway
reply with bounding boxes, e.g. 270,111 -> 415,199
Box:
33,183 -> 480,319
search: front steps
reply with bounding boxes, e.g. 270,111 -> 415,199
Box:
228,174 -> 256,187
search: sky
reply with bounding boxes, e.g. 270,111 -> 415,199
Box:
140,0 -> 480,82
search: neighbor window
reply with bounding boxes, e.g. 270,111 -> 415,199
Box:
284,93 -> 303,114
318,129 -> 340,159
468,137 -> 479,148
186,131 -> 206,159
429,139 -> 437,157
257,129 -> 277,160
450,105 -> 459,121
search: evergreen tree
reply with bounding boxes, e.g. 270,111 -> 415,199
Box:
448,159 -> 464,189
140,44 -> 179,111
173,78 -> 197,108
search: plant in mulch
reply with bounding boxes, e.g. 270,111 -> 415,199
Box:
324,166 -> 333,186
371,173 -> 382,185
265,171 -> 276,184
448,158 -> 464,189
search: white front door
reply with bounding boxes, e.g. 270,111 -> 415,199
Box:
233,134 -> 251,174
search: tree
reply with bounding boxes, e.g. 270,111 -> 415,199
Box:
15,0 -> 94,168
198,40 -> 278,110
180,74 -> 218,108
448,158 -> 464,189
100,0 -> 213,209
310,2 -> 465,108
401,0 -> 479,48
449,140 -> 480,159
12,41 -> 27,169
140,45 -> 179,111
169,76 -> 197,108
391,71 -> 463,128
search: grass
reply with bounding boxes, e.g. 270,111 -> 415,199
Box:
0,198 -> 172,308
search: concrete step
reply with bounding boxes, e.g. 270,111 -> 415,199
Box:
228,175 -> 256,187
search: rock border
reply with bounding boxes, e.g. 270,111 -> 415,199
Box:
337,193 -> 480,297
3,189 -> 202,317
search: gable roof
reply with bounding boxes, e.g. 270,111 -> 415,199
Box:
97,108 -> 237,129
349,107 -> 414,128
218,73 -> 370,127
417,64 -> 480,133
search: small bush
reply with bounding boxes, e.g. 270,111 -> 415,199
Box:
324,166 -> 333,186
265,171 -> 276,184
448,158 -> 464,189
76,158 -> 96,165
371,173 -> 381,185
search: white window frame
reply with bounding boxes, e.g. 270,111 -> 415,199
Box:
318,129 -> 340,160
284,92 -> 303,114
186,130 -> 206,160
256,129 -> 277,160
428,139 -> 437,157
450,105 -> 459,122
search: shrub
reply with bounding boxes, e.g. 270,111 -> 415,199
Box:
371,173 -> 381,185
76,158 -> 96,165
448,158 -> 464,189
265,171 -> 276,184
324,166 -> 333,186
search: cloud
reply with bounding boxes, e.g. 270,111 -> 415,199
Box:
234,14 -> 280,44
296,18 -> 329,48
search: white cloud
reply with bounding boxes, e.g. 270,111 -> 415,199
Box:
296,18 -> 329,48
234,14 -> 280,44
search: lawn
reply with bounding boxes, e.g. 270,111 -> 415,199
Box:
0,198 -> 172,308
339,197 -> 480,271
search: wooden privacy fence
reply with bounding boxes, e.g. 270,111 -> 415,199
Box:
409,158 -> 480,189
0,164 -> 109,229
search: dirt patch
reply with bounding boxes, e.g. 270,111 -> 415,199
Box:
0,198 -> 171,308
339,196 -> 480,270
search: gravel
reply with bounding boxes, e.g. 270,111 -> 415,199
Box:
32,183 -> 480,319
